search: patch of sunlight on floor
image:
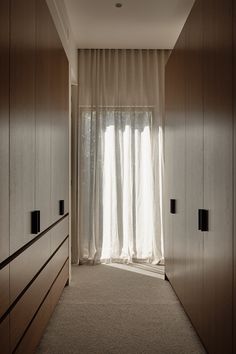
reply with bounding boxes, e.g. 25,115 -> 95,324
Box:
104,262 -> 165,280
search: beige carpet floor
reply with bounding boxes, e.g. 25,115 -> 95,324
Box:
36,264 -> 206,354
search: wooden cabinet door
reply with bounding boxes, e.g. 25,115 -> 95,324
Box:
203,0 -> 233,352
10,0 -> 36,254
50,30 -> 69,223
35,0 -> 52,231
165,53 -> 177,280
234,0 -> 236,351
184,0 -> 204,338
60,53 -> 69,215
0,316 -> 10,354
57,51 -> 69,215
0,0 -> 10,263
170,29 -> 187,303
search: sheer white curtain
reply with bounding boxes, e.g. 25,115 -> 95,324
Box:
76,49 -> 168,264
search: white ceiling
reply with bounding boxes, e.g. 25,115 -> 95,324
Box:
64,0 -> 194,49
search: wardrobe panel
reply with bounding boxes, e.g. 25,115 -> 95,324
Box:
35,0 -> 52,231
184,0 -> 204,337
10,231 -> 51,304
49,258 -> 69,309
203,0 -> 233,352
0,316 -> 10,354
171,29 -> 187,303
50,25 -> 69,222
234,0 -> 236,351
10,258 -> 53,352
14,287 -> 52,354
0,0 -> 10,263
0,266 -> 9,319
60,53 -> 69,215
51,238 -> 69,277
15,261 -> 69,354
10,0 -> 36,254
14,260 -> 69,354
51,215 -> 69,253
164,53 -> 177,280
10,238 -> 68,352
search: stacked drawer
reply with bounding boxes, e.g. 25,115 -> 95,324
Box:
0,215 -> 69,354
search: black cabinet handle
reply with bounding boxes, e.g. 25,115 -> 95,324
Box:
31,211 -> 38,234
59,200 -> 65,216
198,209 -> 202,230
31,210 -> 39,235
201,209 -> 209,232
36,210 -> 40,233
198,209 -> 209,232
31,210 -> 40,234
170,199 -> 176,214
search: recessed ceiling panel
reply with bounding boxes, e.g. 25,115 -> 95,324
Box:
64,0 -> 194,49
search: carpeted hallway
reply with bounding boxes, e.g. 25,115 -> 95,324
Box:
36,265 -> 206,354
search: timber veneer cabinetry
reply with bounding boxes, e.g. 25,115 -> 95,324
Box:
0,0 -> 69,353
165,0 -> 234,353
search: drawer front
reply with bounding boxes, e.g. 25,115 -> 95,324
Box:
10,259 -> 52,352
15,260 -> 69,354
0,265 -> 9,318
51,215 -> 68,254
51,238 -> 69,279
50,259 -> 69,309
10,230 -> 51,303
0,316 -> 10,354
10,238 -> 69,351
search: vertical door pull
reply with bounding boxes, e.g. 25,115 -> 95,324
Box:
31,210 -> 40,234
59,200 -> 65,216
31,211 -> 38,234
36,210 -> 40,233
198,209 -> 209,232
201,209 -> 209,232
170,199 -> 176,214
198,209 -> 202,230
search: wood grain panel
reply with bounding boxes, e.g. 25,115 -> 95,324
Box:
60,52 -> 69,215
51,37 -> 69,222
234,0 -> 236,351
10,231 -> 51,304
35,0 -> 52,231
203,0 -> 233,353
170,28 -> 187,303
10,238 -> 68,352
15,260 -> 69,354
184,0 -> 204,338
0,266 -> 9,318
164,53 -> 176,280
0,0 -> 10,263
10,0 -> 36,254
51,215 -> 69,254
15,286 -> 51,354
0,316 -> 10,354
51,238 -> 69,277
7,1 -> 70,352
50,28 -> 64,222
50,258 -> 69,308
10,260 -> 52,352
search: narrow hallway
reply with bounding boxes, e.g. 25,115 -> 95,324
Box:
36,266 -> 205,354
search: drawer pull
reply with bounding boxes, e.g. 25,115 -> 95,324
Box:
170,199 -> 176,214
59,200 -> 65,215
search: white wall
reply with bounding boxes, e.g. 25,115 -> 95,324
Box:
46,0 -> 78,84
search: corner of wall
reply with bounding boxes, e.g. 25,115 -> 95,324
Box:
46,0 -> 78,84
